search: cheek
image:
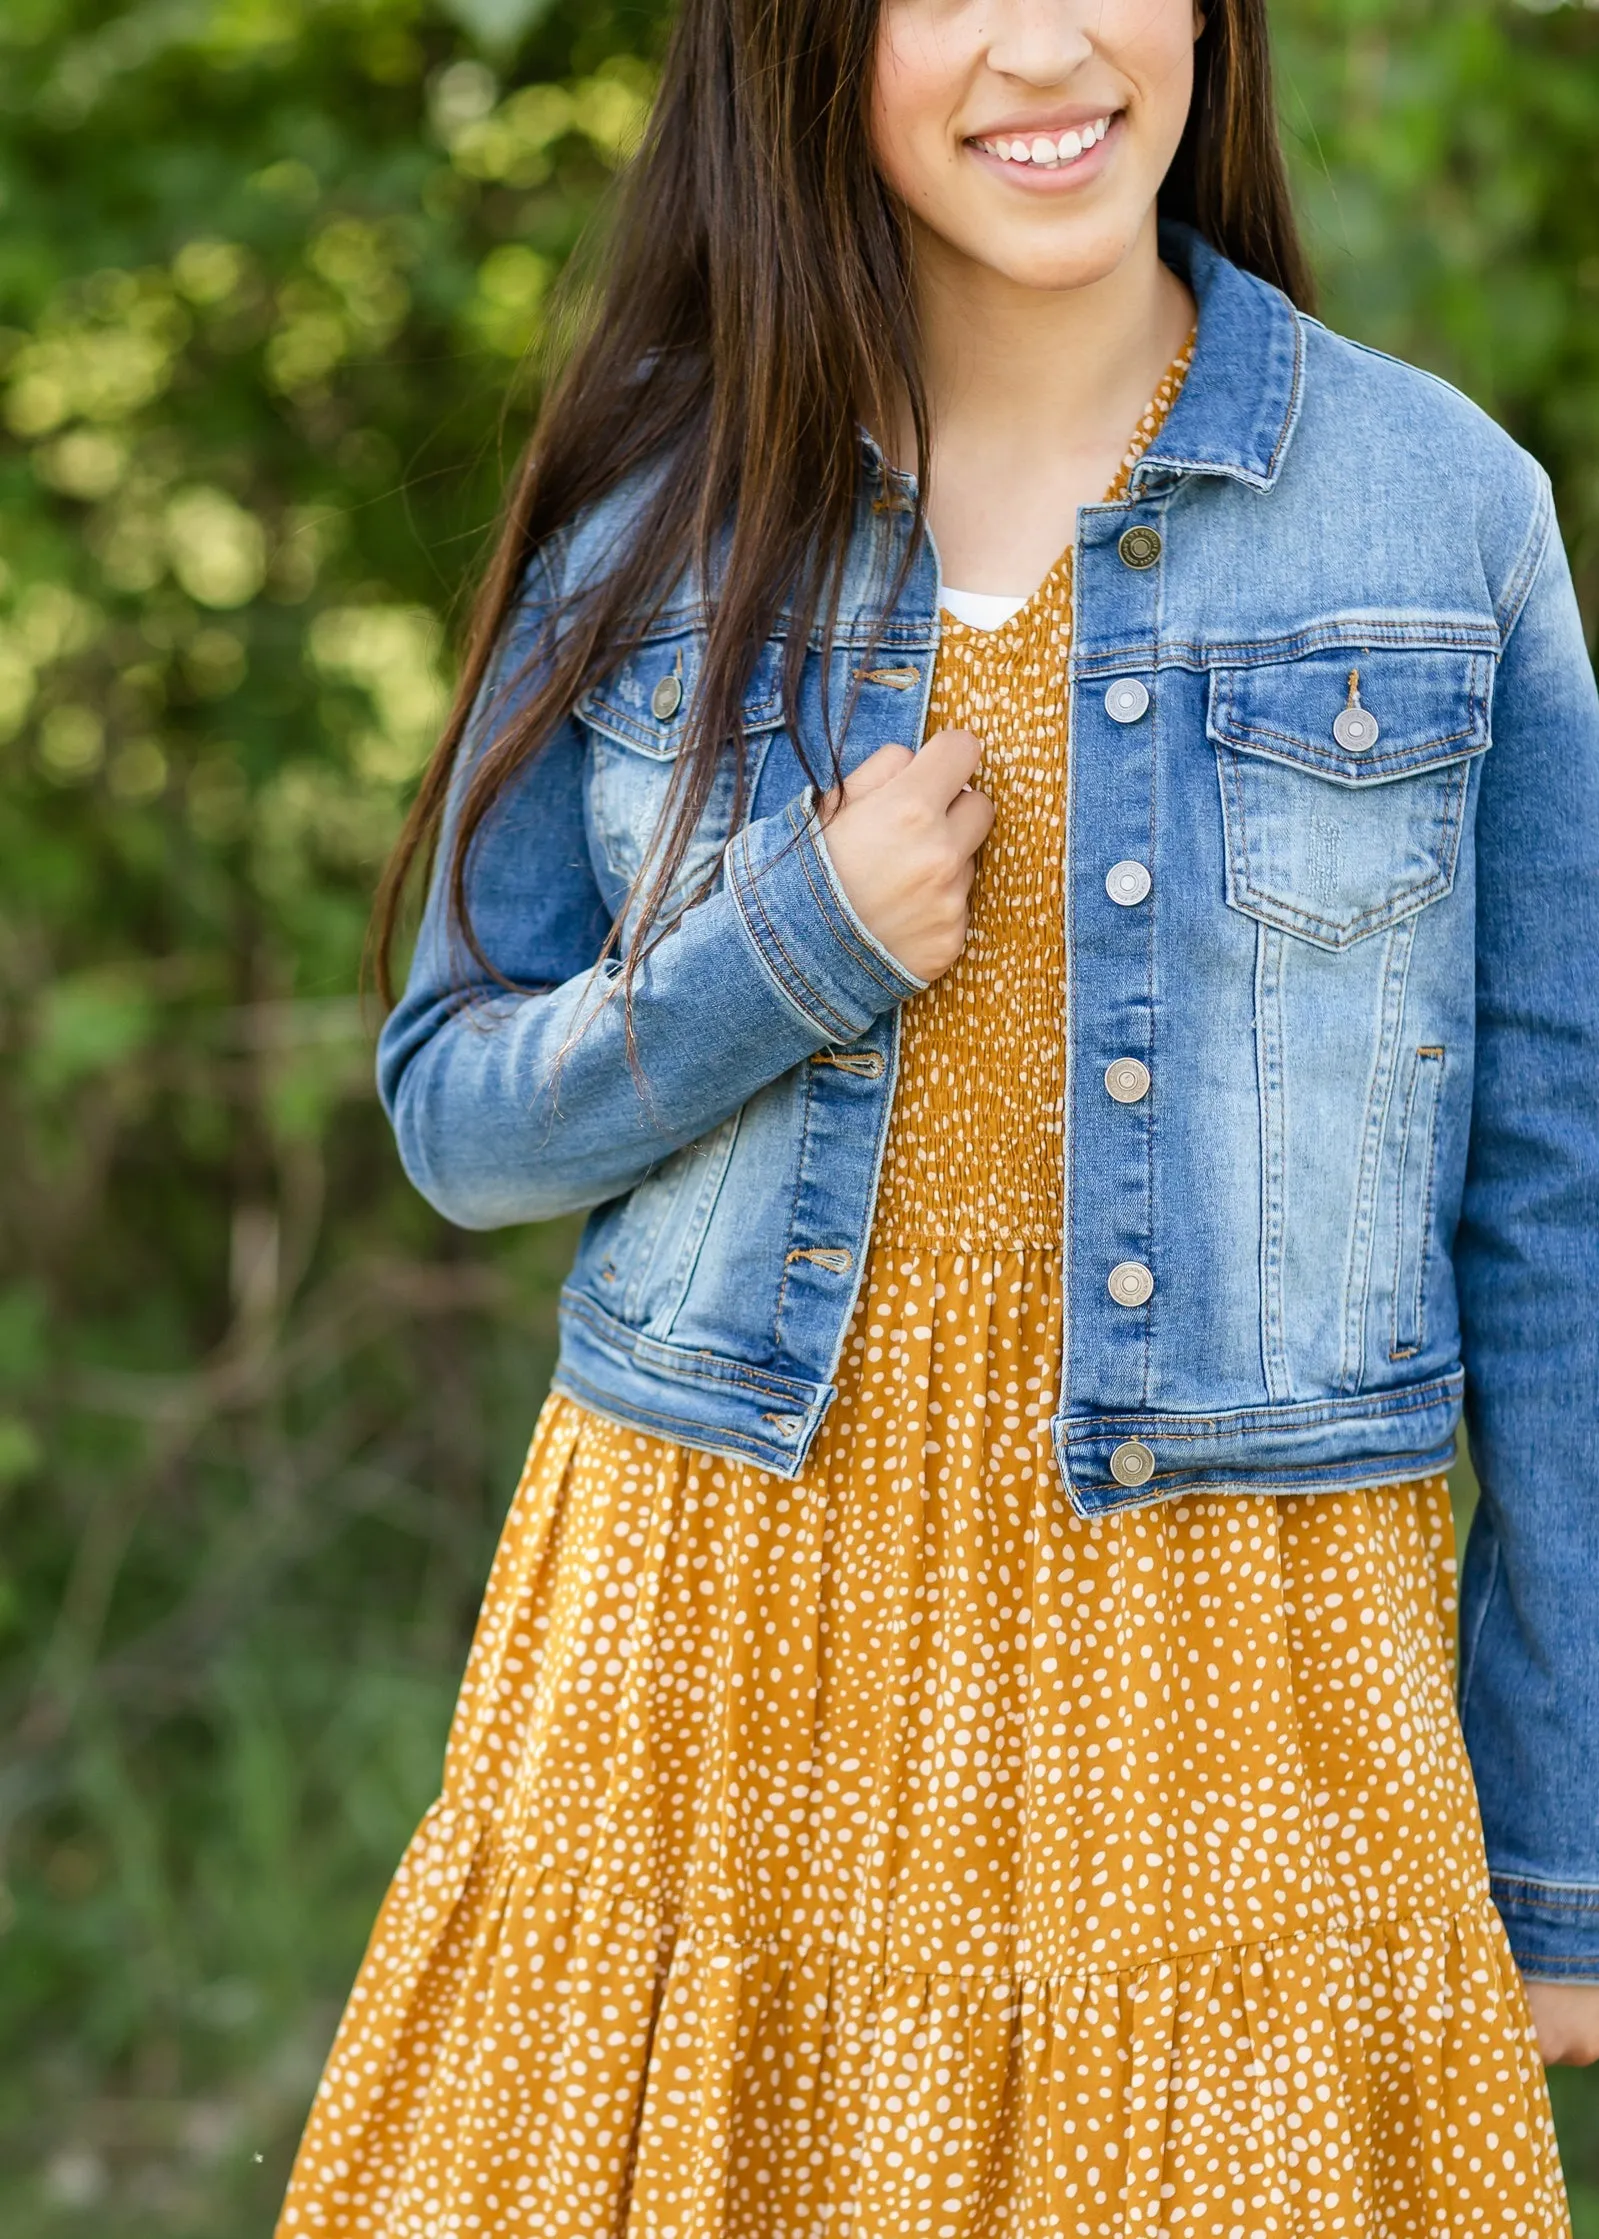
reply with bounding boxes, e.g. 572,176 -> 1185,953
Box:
870,6 -> 961,206
1120,0 -> 1200,129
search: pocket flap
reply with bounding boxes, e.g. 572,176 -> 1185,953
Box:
1208,647 -> 1492,785
576,634 -> 786,758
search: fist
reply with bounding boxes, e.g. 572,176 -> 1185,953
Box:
815,729 -> 994,984
1526,1979 -> 1599,2066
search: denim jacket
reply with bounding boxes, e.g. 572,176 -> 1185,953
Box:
380,226 -> 1599,1977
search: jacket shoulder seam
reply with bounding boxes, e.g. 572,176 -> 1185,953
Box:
1306,325 -> 1502,424
1493,469 -> 1555,647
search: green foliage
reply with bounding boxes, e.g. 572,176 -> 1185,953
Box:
0,1 -> 1594,2230
1277,0 -> 1599,616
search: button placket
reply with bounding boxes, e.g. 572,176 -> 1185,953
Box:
1069,505 -> 1166,1450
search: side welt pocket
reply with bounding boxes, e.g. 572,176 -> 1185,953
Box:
1392,1045 -> 1445,1360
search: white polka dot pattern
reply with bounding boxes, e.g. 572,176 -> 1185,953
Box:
276,343 -> 1569,2238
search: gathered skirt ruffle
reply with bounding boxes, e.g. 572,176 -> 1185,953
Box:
291,1799 -> 1561,2238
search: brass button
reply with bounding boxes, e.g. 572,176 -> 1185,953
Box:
1108,1261 -> 1154,1308
1105,1057 -> 1151,1104
650,673 -> 684,721
1110,1439 -> 1156,1488
1118,524 -> 1162,570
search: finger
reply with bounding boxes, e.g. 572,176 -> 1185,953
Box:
838,741 -> 916,801
902,726 -> 984,804
946,787 -> 995,853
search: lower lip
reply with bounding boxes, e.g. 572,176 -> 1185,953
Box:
967,114 -> 1122,193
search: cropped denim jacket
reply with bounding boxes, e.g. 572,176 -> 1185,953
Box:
380,226 -> 1599,1977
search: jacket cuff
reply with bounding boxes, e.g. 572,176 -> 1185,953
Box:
1491,1873 -> 1599,1983
724,789 -> 928,1041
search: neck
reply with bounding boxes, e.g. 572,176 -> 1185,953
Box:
908,209 -> 1190,458
891,211 -> 1195,597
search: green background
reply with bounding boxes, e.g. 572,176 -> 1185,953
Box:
1,0 -> 1596,2229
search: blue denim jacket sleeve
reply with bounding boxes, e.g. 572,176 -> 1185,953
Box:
1456,483 -> 1599,1980
376,554 -> 926,1229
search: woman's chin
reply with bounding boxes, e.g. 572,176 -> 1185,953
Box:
928,207 -> 1148,297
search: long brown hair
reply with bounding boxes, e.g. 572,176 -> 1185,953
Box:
373,0 -> 1313,1009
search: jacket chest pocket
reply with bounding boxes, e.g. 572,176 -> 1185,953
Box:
576,634 -> 786,914
1207,647 -> 1493,951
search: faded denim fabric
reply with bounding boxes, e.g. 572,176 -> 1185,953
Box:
379,226 -> 1599,1975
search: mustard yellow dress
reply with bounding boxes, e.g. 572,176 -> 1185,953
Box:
279,356 -> 1569,2238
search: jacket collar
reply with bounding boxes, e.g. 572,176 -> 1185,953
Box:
1136,220 -> 1305,494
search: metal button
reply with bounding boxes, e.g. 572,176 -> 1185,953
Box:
1105,859 -> 1152,907
1332,705 -> 1379,753
1118,524 -> 1162,570
1105,677 -> 1151,724
1110,1439 -> 1156,1488
1108,1260 -> 1154,1308
1105,1057 -> 1151,1105
650,673 -> 684,721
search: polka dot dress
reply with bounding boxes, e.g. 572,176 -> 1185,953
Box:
277,348 -> 1570,2237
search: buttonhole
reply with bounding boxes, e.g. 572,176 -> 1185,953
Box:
811,1049 -> 885,1078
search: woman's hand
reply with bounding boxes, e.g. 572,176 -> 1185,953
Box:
816,730 -> 994,984
1525,1980 -> 1599,2065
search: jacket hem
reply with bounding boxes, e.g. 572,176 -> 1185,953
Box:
1053,1370 -> 1463,1516
556,1293 -> 1469,1513
556,1286 -> 829,1476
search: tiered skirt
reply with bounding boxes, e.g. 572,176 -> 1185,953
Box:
278,1243 -> 1568,2236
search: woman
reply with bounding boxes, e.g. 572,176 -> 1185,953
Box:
279,0 -> 1599,2230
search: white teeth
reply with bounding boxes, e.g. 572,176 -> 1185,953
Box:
981,115 -> 1112,168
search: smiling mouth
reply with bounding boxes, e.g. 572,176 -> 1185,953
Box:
970,113 -> 1118,169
